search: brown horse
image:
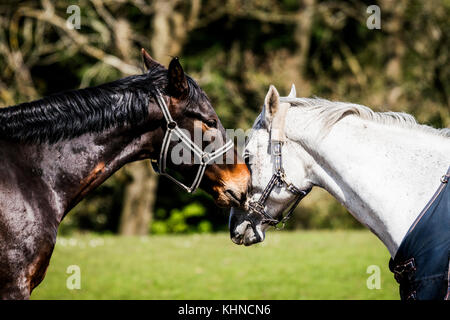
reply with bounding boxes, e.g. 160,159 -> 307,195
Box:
0,49 -> 249,299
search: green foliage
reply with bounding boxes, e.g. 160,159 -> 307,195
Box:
151,202 -> 212,235
289,189 -> 362,230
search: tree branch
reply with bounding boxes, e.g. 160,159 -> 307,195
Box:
18,6 -> 140,75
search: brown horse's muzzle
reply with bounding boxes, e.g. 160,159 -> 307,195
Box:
207,163 -> 250,207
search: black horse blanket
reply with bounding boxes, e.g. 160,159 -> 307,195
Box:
390,166 -> 450,300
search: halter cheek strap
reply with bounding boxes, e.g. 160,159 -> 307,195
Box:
151,89 -> 234,193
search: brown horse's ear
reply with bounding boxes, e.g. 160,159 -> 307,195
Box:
141,48 -> 160,70
167,57 -> 188,98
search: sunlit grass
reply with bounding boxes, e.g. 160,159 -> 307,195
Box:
31,230 -> 398,300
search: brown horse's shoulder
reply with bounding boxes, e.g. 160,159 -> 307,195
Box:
0,219 -> 56,300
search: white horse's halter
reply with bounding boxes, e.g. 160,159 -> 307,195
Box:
246,102 -> 311,228
151,89 -> 234,193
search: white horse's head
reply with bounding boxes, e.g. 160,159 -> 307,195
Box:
230,84 -> 315,245
230,85 -> 450,256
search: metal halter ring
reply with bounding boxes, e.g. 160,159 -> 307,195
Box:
167,121 -> 177,130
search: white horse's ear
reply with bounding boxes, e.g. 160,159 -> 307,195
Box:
263,85 -> 280,125
288,84 -> 296,98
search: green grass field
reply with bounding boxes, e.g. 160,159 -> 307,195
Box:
31,230 -> 399,300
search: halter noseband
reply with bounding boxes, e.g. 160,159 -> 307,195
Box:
150,89 -> 233,193
247,103 -> 311,229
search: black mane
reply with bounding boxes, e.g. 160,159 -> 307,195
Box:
0,67 -> 206,144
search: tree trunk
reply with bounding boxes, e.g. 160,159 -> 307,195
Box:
293,0 -> 315,96
118,160 -> 158,235
116,15 -> 160,236
380,0 -> 407,106
118,0 -> 197,235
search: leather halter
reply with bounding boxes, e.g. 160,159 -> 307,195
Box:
150,89 -> 233,193
247,104 -> 311,228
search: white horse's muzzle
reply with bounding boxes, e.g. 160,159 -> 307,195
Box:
229,208 -> 266,246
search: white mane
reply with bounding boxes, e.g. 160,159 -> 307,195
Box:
279,97 -> 450,138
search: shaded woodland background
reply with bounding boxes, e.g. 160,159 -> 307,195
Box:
0,0 -> 448,235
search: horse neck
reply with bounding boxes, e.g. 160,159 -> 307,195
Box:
288,113 -> 450,257
6,122 -> 157,224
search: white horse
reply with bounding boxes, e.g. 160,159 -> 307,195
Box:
229,85 -> 450,299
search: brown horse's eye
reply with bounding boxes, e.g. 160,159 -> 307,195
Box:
243,151 -> 252,166
206,119 -> 217,128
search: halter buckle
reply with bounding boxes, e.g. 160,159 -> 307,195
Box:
248,201 -> 265,215
272,143 -> 283,156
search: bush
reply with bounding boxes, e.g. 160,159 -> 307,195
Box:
150,202 -> 212,234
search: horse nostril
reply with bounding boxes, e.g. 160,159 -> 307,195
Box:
231,234 -> 243,245
229,227 -> 244,244
225,189 -> 245,205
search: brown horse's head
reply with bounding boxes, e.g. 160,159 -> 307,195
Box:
142,49 -> 250,207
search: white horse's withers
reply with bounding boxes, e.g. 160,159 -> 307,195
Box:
230,84 -> 450,258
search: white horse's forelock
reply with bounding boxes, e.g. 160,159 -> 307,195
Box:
278,97 -> 450,139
